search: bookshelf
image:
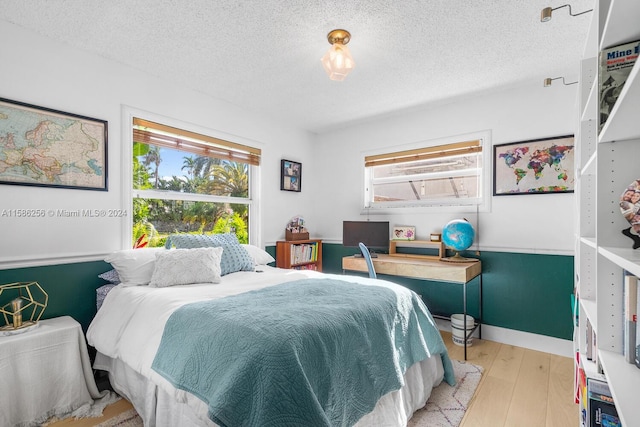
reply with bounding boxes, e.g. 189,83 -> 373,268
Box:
575,1 -> 640,425
275,239 -> 322,271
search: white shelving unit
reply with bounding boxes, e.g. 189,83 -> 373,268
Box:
575,1 -> 640,425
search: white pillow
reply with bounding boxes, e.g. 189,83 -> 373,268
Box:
149,247 -> 223,288
104,247 -> 166,286
241,244 -> 276,265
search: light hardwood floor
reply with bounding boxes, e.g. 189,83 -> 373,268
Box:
442,331 -> 578,427
49,332 -> 578,426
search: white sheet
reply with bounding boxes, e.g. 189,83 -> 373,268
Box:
87,267 -> 445,426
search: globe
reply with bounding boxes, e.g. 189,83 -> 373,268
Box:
441,219 -> 476,262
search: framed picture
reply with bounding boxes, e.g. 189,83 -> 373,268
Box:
0,97 -> 108,191
392,226 -> 416,241
281,159 -> 301,192
493,135 -> 574,196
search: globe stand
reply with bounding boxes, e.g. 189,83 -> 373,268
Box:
441,251 -> 479,263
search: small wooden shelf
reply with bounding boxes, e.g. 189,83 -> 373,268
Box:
388,239 -> 445,261
276,239 -> 322,272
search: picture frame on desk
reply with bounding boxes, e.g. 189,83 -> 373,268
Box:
392,226 -> 415,240
493,135 -> 574,196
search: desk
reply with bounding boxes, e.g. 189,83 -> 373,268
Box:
342,254 -> 482,360
0,316 -> 113,426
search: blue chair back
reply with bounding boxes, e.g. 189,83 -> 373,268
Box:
358,242 -> 377,279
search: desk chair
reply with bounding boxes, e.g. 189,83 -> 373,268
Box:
358,242 -> 377,279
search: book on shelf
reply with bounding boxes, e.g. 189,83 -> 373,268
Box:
623,271 -> 638,364
292,264 -> 318,271
587,378 -> 621,427
574,351 -> 581,405
578,359 -> 588,426
586,317 -> 594,361
592,328 -> 598,367
637,275 -> 640,369
599,40 -> 640,132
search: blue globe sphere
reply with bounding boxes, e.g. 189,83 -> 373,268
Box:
442,219 -> 475,252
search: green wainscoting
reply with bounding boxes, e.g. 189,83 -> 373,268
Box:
274,243 -> 575,340
0,261 -> 112,332
1,246 -> 574,340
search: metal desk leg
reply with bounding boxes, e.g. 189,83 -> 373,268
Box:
463,279 -> 468,361
479,274 -> 482,340
463,274 -> 482,361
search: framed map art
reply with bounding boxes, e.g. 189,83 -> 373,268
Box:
0,97 -> 108,191
493,135 -> 574,196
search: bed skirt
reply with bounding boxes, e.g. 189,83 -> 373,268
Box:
94,352 -> 444,427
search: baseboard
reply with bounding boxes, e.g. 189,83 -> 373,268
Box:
435,318 -> 573,358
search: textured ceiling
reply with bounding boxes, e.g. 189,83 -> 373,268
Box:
0,0 -> 593,134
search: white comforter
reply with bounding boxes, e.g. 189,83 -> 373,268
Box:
87,267 -> 444,426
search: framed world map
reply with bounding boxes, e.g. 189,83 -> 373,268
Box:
0,97 -> 107,191
493,135 -> 574,196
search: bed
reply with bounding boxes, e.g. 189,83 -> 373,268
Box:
87,240 -> 455,427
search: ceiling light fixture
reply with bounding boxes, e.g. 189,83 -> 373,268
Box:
321,29 -> 355,81
543,77 -> 578,87
540,4 -> 593,22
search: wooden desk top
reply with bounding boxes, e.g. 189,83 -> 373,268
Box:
342,254 -> 481,283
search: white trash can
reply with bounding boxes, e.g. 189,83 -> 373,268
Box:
450,314 -> 475,347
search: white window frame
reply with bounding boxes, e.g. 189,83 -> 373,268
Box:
362,130 -> 492,214
121,107 -> 262,248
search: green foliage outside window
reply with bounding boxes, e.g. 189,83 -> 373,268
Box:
132,141 -> 250,248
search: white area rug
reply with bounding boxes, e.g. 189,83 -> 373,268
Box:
408,359 -> 484,427
96,408 -> 143,427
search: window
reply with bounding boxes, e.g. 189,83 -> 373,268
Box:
131,118 -> 260,247
365,138 -> 485,209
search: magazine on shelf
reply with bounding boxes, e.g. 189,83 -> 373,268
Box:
599,40 -> 640,132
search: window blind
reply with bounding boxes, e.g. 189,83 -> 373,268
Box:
133,118 -> 261,166
364,140 -> 482,168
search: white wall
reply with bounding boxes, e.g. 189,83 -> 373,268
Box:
312,83 -> 578,255
0,22 -> 315,268
0,21 -> 578,268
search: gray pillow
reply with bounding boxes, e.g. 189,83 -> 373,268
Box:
98,269 -> 120,284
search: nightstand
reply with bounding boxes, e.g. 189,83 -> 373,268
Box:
0,316 -> 109,426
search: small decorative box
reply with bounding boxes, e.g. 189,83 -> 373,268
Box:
392,226 -> 415,241
285,230 -> 310,241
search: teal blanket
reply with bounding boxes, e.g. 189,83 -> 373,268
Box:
151,278 -> 455,427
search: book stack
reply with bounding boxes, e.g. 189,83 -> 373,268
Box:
290,242 -> 318,265
599,40 -> 640,132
